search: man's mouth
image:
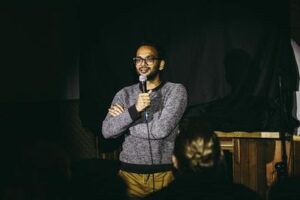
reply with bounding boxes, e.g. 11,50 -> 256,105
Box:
139,67 -> 150,74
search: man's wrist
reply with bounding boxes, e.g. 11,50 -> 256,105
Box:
128,105 -> 141,120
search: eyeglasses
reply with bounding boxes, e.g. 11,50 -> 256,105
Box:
133,56 -> 161,65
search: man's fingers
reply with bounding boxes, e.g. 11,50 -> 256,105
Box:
109,108 -> 117,114
108,109 -> 117,117
112,106 -> 123,113
140,93 -> 150,97
113,104 -> 125,113
142,98 -> 151,104
115,104 -> 124,112
108,104 -> 125,116
139,94 -> 150,100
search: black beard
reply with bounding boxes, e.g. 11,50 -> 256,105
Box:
136,66 -> 160,81
146,68 -> 160,81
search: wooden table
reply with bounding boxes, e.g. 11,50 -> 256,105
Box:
215,131 -> 300,198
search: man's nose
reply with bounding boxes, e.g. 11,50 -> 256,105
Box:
141,59 -> 148,66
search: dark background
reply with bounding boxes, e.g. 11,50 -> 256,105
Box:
79,0 -> 298,134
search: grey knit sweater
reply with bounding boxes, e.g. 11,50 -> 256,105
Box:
102,82 -> 187,173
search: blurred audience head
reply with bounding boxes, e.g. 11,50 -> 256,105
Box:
173,117 -> 222,174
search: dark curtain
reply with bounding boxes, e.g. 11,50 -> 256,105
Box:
79,0 -> 299,151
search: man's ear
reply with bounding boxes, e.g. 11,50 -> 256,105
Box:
159,60 -> 165,71
172,155 -> 178,169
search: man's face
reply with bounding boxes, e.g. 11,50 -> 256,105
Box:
134,45 -> 164,80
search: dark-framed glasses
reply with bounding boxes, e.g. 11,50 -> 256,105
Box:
133,56 -> 161,65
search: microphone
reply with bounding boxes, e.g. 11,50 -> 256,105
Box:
139,75 -> 147,93
139,75 -> 149,121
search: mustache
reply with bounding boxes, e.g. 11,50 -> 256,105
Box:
138,67 -> 150,70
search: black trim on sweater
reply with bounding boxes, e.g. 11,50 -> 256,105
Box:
128,105 -> 141,120
139,81 -> 166,92
120,162 -> 173,174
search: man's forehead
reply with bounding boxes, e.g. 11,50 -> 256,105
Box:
136,45 -> 158,56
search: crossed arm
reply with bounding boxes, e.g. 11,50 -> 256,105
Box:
102,85 -> 187,139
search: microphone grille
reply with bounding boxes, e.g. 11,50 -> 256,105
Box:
139,75 -> 147,82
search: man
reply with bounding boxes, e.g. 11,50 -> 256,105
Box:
102,42 -> 187,198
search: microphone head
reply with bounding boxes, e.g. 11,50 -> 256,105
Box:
139,75 -> 147,82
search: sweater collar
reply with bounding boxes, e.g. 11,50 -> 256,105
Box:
139,81 -> 166,92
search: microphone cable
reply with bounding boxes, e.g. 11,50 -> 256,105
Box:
145,110 -> 156,193
140,75 -> 156,192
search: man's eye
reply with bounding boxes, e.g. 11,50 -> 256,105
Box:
135,58 -> 142,63
146,58 -> 154,62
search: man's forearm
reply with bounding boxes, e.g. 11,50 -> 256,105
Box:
102,109 -> 133,138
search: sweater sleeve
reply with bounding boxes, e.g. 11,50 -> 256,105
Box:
101,90 -> 139,139
130,84 -> 188,139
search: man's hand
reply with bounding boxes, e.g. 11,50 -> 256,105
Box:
135,90 -> 152,112
108,104 -> 124,117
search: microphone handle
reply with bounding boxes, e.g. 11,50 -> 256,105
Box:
140,80 -> 148,121
141,81 -> 147,93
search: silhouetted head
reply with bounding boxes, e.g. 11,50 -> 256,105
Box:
173,118 -> 222,174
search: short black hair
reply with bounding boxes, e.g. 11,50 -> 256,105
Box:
134,40 -> 165,59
